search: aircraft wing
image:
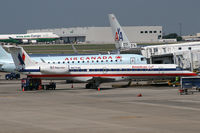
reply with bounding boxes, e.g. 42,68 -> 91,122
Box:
8,37 -> 21,43
87,77 -> 116,83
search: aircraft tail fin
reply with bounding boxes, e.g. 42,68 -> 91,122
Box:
6,46 -> 37,70
108,14 -> 137,51
0,45 -> 11,59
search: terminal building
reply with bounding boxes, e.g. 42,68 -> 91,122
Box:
27,26 -> 162,44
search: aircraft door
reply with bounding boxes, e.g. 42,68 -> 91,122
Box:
103,67 -> 107,74
130,57 -> 135,64
159,66 -> 164,74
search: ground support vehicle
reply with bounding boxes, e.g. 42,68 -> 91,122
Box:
5,73 -> 20,80
21,78 -> 56,91
180,76 -> 200,95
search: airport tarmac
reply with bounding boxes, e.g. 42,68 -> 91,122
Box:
0,78 -> 200,133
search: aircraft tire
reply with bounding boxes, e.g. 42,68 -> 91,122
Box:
85,84 -> 91,89
10,76 -> 13,80
5,76 -> 9,80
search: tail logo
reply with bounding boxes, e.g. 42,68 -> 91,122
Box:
115,28 -> 123,41
18,53 -> 25,65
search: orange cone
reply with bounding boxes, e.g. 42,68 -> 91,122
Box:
98,88 -> 100,91
22,87 -> 25,91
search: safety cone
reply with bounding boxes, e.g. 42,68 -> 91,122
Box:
98,88 -> 100,91
22,87 -> 25,91
137,93 -> 142,97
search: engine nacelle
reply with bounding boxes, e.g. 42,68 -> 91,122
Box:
40,65 -> 69,74
30,40 -> 37,43
22,39 -> 29,43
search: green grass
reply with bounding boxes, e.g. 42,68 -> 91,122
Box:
21,44 -> 116,54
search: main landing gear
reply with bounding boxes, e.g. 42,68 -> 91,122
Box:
85,83 -> 99,89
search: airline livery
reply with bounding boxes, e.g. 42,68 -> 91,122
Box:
109,14 -> 137,52
8,46 -> 196,89
0,45 -> 147,72
0,32 -> 59,44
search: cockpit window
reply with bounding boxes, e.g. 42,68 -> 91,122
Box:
141,57 -> 146,61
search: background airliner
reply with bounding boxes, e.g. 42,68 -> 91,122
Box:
108,14 -> 137,52
0,32 -> 59,44
8,46 -> 196,89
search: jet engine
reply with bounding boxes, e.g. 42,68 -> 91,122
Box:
30,40 -> 37,43
40,65 -> 69,74
22,39 -> 29,43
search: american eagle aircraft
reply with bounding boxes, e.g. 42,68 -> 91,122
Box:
8,46 -> 196,89
0,45 -> 147,72
0,32 -> 59,44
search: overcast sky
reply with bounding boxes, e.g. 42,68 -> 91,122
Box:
0,0 -> 200,35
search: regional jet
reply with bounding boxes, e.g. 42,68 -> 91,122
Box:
8,46 -> 196,89
0,45 -> 147,72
